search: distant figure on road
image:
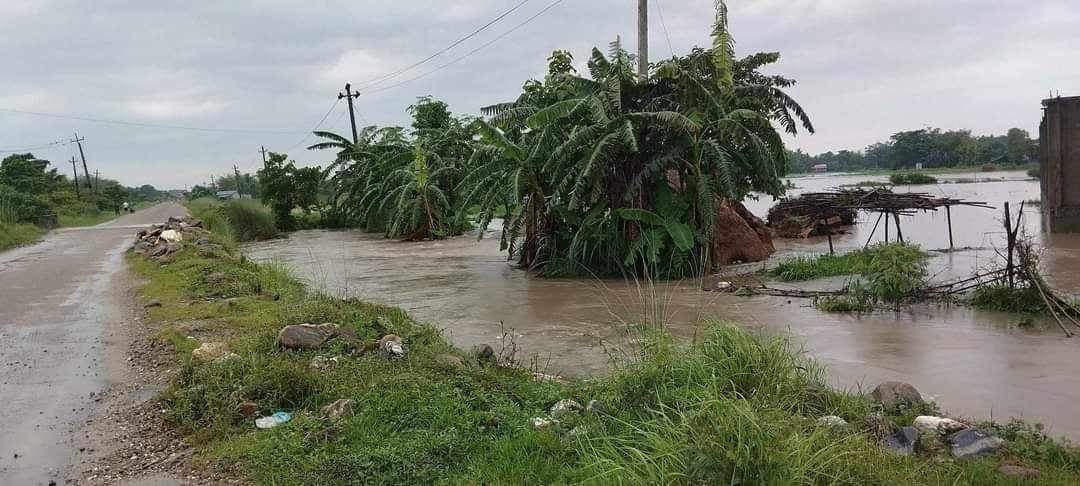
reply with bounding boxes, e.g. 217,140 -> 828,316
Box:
122,202 -> 130,214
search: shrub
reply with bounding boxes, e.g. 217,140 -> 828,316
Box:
0,184 -> 50,224
219,199 -> 278,242
1028,166 -> 1041,179
969,284 -> 1047,314
889,172 -> 938,185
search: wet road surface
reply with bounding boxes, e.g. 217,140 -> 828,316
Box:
0,203 -> 185,485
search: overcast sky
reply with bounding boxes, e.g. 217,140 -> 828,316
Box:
1,0 -> 1077,189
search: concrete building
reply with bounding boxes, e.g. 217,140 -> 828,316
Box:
1040,96 -> 1080,232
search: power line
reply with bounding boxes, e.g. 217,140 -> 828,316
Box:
356,0 -> 567,98
0,139 -> 71,154
351,0 -> 533,89
0,107 -> 307,134
276,98 -> 344,159
653,0 -> 675,57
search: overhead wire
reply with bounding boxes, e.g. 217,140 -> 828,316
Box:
355,0 -> 567,98
351,0 -> 533,89
653,0 -> 676,57
0,107 -> 308,134
0,139 -> 71,154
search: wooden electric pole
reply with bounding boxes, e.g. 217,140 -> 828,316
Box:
70,157 -> 80,196
637,0 -> 649,79
93,170 -> 100,193
260,145 -> 268,165
72,131 -> 91,189
338,83 -> 360,144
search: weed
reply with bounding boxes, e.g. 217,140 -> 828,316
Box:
889,172 -> 938,185
0,222 -> 44,251
969,284 -> 1047,314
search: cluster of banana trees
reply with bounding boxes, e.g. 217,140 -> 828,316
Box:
314,1 -> 812,278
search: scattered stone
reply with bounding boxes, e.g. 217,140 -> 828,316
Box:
143,299 -> 162,308
816,415 -> 850,431
883,426 -> 920,455
321,399 -> 355,420
160,229 -> 182,242
913,415 -> 966,435
585,400 -> 607,415
476,344 -> 496,365
530,417 -> 558,431
378,334 -> 406,358
310,355 -> 340,370
435,353 -> 466,369
549,399 -> 583,418
949,429 -> 1005,459
998,463 -> 1040,480
864,413 -> 897,439
195,237 -> 212,246
870,381 -> 924,409
733,286 -> 755,297
237,401 -> 259,418
191,342 -> 230,362
277,323 -> 338,350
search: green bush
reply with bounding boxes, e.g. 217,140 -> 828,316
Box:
889,172 -> 938,185
219,199 -> 278,242
969,284 -> 1047,314
0,184 -> 50,224
771,243 -> 927,282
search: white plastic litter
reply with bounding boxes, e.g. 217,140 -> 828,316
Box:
160,229 -> 182,242
255,411 -> 292,429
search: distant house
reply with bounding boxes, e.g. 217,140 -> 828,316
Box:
811,163 -> 828,173
216,190 -> 241,200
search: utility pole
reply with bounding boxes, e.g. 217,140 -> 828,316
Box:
234,164 -> 243,198
637,0 -> 649,79
260,145 -> 268,165
72,131 -> 91,189
70,157 -> 80,196
94,170 -> 100,193
338,83 -> 360,144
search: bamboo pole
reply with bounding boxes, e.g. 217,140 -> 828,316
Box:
864,212 -> 883,249
945,204 -> 955,250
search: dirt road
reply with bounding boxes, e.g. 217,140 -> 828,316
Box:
0,203 -> 186,485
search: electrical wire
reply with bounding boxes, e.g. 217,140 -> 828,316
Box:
277,98 -> 345,159
351,0 -> 533,89
0,139 -> 72,154
0,107 -> 308,134
653,0 -> 675,57
356,0 -> 567,98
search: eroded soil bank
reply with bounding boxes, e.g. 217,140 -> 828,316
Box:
244,171 -> 1080,441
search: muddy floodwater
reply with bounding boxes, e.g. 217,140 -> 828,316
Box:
245,170 -> 1080,440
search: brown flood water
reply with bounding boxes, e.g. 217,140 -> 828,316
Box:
244,171 -> 1080,440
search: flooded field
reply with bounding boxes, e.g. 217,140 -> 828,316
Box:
245,170 -> 1080,440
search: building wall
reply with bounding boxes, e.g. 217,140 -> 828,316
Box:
1041,97 -> 1080,232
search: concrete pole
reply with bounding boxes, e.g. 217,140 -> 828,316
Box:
637,0 -> 648,79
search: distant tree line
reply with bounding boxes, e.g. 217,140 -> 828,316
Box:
0,153 -> 169,227
788,127 -> 1038,173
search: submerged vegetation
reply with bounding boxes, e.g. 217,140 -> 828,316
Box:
771,243 -> 928,282
889,172 -> 939,185
969,284 -> 1049,315
132,217 -> 1080,484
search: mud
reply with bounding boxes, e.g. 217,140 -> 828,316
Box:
244,171 -> 1080,441
0,204 -> 193,485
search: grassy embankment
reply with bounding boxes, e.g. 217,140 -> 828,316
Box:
0,222 -> 45,250
770,244 -> 930,312
187,197 -> 278,242
129,226 -> 1080,484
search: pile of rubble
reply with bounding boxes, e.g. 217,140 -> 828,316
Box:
131,216 -> 209,262
767,199 -> 857,238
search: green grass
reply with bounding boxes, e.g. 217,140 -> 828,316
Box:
0,222 -> 44,251
57,210 -> 118,227
187,197 -> 278,242
771,243 -> 928,282
969,284 -> 1049,315
889,172 -> 939,185
128,232 -> 1080,484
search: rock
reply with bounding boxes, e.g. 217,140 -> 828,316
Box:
435,354 -> 466,369
710,199 -> 775,265
913,416 -> 966,435
191,342 -> 230,362
476,344 -> 496,365
998,463 -> 1040,479
864,413 -> 897,439
733,286 -> 755,297
195,237 -> 212,246
549,399 -> 583,418
321,399 -> 355,420
237,401 -> 259,417
883,426 -> 920,456
585,400 -> 607,415
949,429 -> 1004,459
530,417 -> 558,431
277,324 -> 338,350
160,229 -> 182,242
378,334 -> 406,358
816,415 -> 850,431
310,355 -> 340,370
870,381 -> 924,409
144,299 -> 162,308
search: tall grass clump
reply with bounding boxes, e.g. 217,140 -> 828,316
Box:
969,284 -> 1047,314
0,222 -> 44,251
771,243 -> 927,282
186,197 -> 277,243
889,172 -> 938,185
